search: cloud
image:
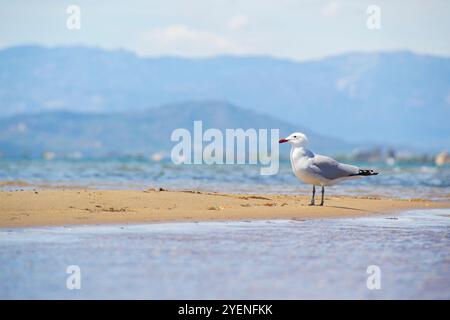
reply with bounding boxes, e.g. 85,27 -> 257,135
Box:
138,25 -> 244,56
321,1 -> 340,17
227,14 -> 249,30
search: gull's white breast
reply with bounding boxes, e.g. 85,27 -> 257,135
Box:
290,150 -> 330,186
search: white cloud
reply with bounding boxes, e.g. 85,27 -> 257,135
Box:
321,1 -> 340,17
138,25 -> 244,56
227,14 -> 249,30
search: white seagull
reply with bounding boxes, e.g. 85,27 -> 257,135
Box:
279,132 -> 378,206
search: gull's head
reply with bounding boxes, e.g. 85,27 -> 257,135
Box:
279,132 -> 308,147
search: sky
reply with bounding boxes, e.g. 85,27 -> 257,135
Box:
0,0 -> 449,61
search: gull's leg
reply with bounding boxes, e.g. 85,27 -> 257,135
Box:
319,186 -> 325,206
309,185 -> 316,206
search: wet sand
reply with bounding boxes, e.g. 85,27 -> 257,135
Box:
1,188 -> 449,228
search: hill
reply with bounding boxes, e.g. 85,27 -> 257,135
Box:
1,45 -> 449,150
0,101 -> 352,158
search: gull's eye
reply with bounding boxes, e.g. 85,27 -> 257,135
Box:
293,136 -> 297,138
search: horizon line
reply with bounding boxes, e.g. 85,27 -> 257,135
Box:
2,43 -> 450,63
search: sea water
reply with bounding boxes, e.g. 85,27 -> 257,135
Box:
0,209 -> 449,299
0,158 -> 449,199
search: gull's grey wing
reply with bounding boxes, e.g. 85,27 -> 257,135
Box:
308,155 -> 359,180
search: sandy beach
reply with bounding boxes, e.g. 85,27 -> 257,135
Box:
1,188 -> 449,228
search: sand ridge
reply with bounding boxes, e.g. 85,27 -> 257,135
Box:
0,188 -> 449,228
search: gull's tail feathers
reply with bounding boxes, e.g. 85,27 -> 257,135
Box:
352,169 -> 379,176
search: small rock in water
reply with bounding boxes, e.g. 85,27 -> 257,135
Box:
144,187 -> 167,192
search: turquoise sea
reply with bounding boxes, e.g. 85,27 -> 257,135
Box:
0,158 -> 449,199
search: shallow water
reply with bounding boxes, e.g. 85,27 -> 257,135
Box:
0,209 -> 449,299
1,159 -> 449,199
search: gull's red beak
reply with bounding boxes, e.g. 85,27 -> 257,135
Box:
279,138 -> 288,143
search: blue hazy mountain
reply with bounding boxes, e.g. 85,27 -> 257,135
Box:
0,45 -> 449,150
0,101 -> 352,158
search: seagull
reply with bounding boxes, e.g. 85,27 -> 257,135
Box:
279,132 -> 378,206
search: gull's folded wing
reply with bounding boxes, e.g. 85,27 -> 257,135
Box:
309,155 -> 359,180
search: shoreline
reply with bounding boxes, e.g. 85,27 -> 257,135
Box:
1,189 -> 449,228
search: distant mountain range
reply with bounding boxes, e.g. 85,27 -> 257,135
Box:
0,101 -> 353,158
0,45 -> 449,151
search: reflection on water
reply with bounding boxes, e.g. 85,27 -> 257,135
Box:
0,209 -> 449,299
0,159 -> 450,199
